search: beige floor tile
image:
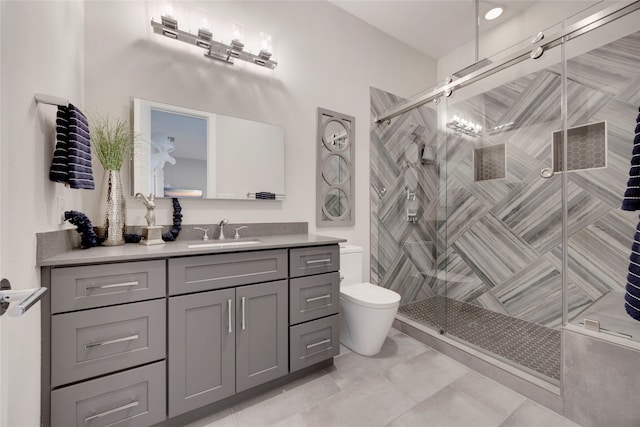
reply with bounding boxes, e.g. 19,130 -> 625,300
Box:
450,370 -> 527,417
184,408 -> 235,427
499,400 -> 581,427
328,333 -> 429,390
387,386 -> 505,427
384,349 -> 470,402
232,374 -> 341,427
274,375 -> 417,427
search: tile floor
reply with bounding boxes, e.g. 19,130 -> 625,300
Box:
187,328 -> 580,427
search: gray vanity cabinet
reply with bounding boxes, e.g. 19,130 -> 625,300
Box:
236,280 -> 288,392
168,288 -> 236,418
288,245 -> 341,372
42,241 -> 341,426
167,251 -> 289,418
168,280 -> 288,417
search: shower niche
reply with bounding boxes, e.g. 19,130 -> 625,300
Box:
473,143 -> 506,182
552,121 -> 607,173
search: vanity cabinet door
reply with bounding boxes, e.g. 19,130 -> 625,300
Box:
236,280 -> 288,392
168,288 -> 236,418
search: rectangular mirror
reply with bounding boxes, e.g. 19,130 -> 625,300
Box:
132,98 -> 285,200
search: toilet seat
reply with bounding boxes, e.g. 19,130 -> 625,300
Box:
340,282 -> 400,309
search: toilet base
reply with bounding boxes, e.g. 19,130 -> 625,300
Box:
339,300 -> 399,356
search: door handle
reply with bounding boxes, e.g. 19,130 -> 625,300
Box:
540,167 -> 554,178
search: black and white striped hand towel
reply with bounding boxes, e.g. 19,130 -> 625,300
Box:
48,104 -> 95,189
67,104 -> 94,189
624,105 -> 640,321
49,106 -> 69,183
625,220 -> 640,321
622,106 -> 640,210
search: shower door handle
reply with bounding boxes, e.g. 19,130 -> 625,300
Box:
540,167 -> 554,179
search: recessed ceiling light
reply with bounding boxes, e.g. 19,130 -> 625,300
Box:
484,7 -> 504,21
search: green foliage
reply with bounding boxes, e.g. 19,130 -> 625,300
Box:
90,115 -> 134,171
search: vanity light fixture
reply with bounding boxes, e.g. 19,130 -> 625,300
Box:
150,16 -> 278,69
446,115 -> 482,137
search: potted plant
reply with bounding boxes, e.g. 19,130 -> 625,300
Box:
91,115 -> 135,246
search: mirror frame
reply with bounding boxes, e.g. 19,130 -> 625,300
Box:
316,107 -> 355,226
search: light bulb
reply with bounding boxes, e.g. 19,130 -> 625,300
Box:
162,3 -> 174,18
232,22 -> 245,44
259,32 -> 272,55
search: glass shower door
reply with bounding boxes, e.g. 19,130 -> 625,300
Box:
562,8 -> 640,342
437,43 -> 566,382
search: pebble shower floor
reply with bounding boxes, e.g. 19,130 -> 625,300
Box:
398,296 -> 561,382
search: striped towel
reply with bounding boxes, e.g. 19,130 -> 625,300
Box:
49,106 -> 69,183
621,106 -> 640,210
67,104 -> 94,189
625,220 -> 640,321
624,106 -> 640,321
48,104 -> 94,189
256,192 -> 276,200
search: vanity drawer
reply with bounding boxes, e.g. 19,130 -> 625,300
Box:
51,361 -> 166,427
289,245 -> 340,278
50,260 -> 165,314
168,249 -> 287,295
290,272 -> 340,325
51,299 -> 166,387
289,314 -> 340,372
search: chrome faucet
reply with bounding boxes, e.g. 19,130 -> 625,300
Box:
218,219 -> 229,240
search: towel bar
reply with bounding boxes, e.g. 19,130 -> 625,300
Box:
34,93 -> 69,107
0,278 -> 48,317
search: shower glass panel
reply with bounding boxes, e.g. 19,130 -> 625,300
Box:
563,8 -> 640,342
374,0 -> 640,386
397,41 -> 567,383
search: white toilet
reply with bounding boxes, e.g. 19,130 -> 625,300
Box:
339,244 -> 401,356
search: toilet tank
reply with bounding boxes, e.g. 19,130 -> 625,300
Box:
339,245 -> 363,286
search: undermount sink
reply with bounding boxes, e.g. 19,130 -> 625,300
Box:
187,240 -> 262,249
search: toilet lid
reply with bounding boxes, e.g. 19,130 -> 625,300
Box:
340,282 -> 401,309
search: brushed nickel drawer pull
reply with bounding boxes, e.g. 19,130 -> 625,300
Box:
241,296 -> 246,330
85,281 -> 139,290
306,338 -> 331,350
228,299 -> 233,334
306,294 -> 331,303
85,334 -> 139,349
84,400 -> 140,423
306,258 -> 331,265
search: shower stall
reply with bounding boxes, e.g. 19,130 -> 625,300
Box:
371,1 -> 640,386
